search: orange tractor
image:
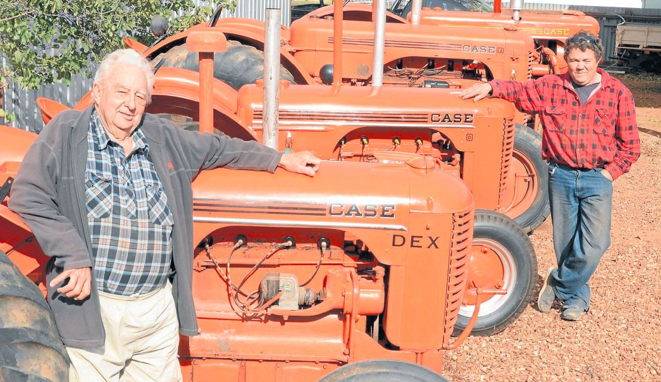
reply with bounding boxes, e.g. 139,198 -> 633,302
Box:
414,0 -> 600,78
0,126 -> 478,382
37,2 -> 538,337
119,0 -> 551,237
289,0 -> 599,80
0,26 -> 536,381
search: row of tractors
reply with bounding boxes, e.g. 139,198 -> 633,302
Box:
0,0 -> 599,381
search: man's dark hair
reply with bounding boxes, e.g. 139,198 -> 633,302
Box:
564,30 -> 604,61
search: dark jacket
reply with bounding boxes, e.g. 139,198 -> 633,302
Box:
9,106 -> 282,348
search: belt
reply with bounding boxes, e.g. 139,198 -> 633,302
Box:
550,161 -> 602,172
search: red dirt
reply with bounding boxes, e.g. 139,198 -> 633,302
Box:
443,74 -> 661,382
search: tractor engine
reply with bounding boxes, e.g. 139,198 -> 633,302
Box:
182,159 -> 475,380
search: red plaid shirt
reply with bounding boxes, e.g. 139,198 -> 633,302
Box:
489,69 -> 640,180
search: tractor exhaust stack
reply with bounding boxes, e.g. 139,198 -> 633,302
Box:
372,0 -> 387,87
511,0 -> 525,22
263,8 -> 281,149
411,0 -> 422,25
332,0 -> 344,89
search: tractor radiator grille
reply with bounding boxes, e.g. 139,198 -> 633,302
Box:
527,49 -> 534,79
442,206 -> 474,346
253,109 -> 429,126
498,118 -> 516,208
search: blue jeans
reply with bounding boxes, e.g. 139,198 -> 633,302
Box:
548,162 -> 613,310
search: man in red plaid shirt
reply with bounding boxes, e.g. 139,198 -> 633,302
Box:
460,30 -> 640,321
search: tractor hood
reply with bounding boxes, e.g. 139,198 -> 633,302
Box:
191,159 -> 474,265
237,84 -> 515,131
418,8 -> 600,42
193,159 -> 473,223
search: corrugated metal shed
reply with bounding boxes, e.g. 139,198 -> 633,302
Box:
1,0 -> 291,132
209,0 -> 292,27
567,7 -> 661,65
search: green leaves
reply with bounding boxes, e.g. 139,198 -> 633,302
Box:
0,0 -> 232,89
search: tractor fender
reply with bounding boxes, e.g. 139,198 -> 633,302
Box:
59,68 -> 256,142
300,3 -> 407,23
123,37 -> 149,54
145,21 -> 314,86
36,98 -> 72,125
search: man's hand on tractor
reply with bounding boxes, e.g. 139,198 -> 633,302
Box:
459,83 -> 493,102
50,267 -> 92,301
279,151 -> 321,177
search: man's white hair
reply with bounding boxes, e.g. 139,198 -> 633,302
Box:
94,49 -> 155,102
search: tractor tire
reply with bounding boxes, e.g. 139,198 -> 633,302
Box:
150,40 -> 296,91
453,210 -> 537,336
0,250 -> 69,382
507,124 -> 550,234
317,360 -> 450,382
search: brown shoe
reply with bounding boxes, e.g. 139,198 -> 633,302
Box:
537,267 -> 556,313
561,305 -> 586,321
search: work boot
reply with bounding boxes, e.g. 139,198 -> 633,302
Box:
561,305 -> 587,321
560,297 -> 588,321
537,267 -> 557,313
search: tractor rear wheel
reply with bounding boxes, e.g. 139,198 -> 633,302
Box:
150,40 -> 296,91
453,210 -> 537,336
317,360 -> 450,382
0,250 -> 69,382
500,124 -> 550,234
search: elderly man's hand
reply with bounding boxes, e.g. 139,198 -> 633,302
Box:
279,151 -> 321,177
50,267 -> 92,301
459,82 -> 493,102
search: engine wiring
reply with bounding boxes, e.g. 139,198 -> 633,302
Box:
205,238 -> 328,314
300,240 -> 327,287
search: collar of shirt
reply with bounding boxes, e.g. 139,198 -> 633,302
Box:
90,111 -> 149,155
560,68 -> 613,93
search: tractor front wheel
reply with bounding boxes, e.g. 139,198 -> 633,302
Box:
453,210 -> 537,336
317,360 -> 450,382
0,250 -> 69,382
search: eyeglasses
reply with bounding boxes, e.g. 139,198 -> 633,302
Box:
567,35 -> 598,46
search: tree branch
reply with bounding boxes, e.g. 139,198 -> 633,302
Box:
0,10 -> 35,23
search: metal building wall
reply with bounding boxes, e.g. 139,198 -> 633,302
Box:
1,0 -> 291,132
196,0 -> 292,26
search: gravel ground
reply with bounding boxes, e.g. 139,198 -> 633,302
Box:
443,75 -> 661,382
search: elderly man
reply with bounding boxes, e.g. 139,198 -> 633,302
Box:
9,49 -> 320,381
459,31 -> 640,321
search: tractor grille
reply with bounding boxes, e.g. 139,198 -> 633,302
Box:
442,206 -> 474,346
253,109 -> 429,126
527,49 -> 534,79
498,118 -> 516,208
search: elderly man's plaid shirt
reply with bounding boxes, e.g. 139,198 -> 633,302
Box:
489,69 -> 640,180
86,112 -> 174,296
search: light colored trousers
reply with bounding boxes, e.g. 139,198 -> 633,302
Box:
67,283 -> 183,382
